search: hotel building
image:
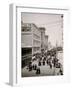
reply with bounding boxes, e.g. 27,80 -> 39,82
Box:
21,23 -> 41,67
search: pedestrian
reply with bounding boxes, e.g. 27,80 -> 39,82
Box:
36,68 -> 41,74
34,64 -> 37,70
43,60 -> 45,65
46,60 -> 49,65
59,68 -> 63,75
38,61 -> 41,66
32,64 -> 34,70
49,63 -> 52,69
29,65 -> 32,71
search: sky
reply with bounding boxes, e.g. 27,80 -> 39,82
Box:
21,12 -> 63,47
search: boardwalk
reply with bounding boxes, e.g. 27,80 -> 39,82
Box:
22,58 -> 61,77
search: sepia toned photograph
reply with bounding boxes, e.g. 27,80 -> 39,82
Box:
21,12 -> 63,77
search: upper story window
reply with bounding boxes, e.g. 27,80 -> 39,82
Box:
22,27 -> 31,32
21,24 -> 31,32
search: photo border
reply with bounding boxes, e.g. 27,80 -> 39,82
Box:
9,4 -> 70,86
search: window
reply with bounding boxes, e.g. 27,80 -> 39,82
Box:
22,27 -> 31,32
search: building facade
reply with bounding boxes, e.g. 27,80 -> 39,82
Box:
21,22 -> 49,67
45,35 -> 48,50
21,23 -> 41,57
39,27 -> 49,53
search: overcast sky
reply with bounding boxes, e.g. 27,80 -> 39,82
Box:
21,12 -> 63,47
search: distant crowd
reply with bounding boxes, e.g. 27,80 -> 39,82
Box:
26,49 -> 63,75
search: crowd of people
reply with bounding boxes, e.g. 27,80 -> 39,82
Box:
26,49 -> 63,75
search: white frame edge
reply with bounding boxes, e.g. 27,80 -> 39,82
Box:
9,3 -> 70,86
9,4 -> 17,86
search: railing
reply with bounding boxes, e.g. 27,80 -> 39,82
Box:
22,54 -> 32,60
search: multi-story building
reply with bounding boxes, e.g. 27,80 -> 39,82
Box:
45,35 -> 48,50
39,27 -> 46,51
21,22 -> 49,67
21,23 -> 41,55
21,22 -> 41,67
